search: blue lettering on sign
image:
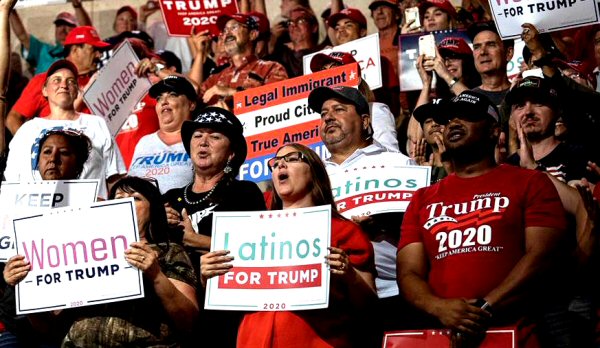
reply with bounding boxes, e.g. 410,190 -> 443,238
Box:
237,141 -> 330,182
131,152 -> 190,167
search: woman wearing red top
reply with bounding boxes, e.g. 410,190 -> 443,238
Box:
201,143 -> 378,348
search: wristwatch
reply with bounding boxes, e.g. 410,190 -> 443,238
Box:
154,63 -> 165,75
448,77 -> 459,88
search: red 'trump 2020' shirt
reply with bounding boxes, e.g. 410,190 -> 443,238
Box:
399,164 -> 567,300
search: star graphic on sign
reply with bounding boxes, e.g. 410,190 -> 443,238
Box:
260,214 -> 264,219
236,102 -> 242,109
349,70 -> 357,80
268,214 -> 273,218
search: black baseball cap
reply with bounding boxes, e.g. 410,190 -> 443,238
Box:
149,75 -> 197,102
307,86 -> 369,115
505,76 -> 559,107
433,91 -> 499,125
413,98 -> 448,126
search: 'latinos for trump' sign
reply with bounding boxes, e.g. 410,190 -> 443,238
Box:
205,206 -> 331,311
329,156 -> 430,217
14,198 -> 144,315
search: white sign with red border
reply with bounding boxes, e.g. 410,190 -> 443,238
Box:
490,0 -> 599,39
159,0 -> 238,37
205,206 -> 331,311
15,0 -> 66,9
302,33 -> 383,90
329,158 -> 430,218
0,180 -> 99,262
83,40 -> 152,137
14,198 -> 144,314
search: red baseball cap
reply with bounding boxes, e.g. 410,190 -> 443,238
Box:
438,37 -> 472,56
420,0 -> 457,19
54,12 -> 78,27
216,13 -> 259,32
327,8 -> 367,29
309,51 -> 361,75
64,26 -> 110,48
368,0 -> 398,11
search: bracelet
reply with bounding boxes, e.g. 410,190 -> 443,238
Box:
474,298 -> 493,315
448,77 -> 459,88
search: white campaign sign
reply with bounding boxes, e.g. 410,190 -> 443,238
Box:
329,157 -> 430,217
83,40 -> 152,137
14,198 -> 144,314
0,180 -> 99,262
302,33 -> 383,90
15,0 -> 66,9
490,0 -> 599,39
205,206 -> 331,311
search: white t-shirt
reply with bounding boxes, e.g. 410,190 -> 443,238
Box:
370,102 -> 399,152
325,142 -> 414,298
4,113 -> 126,199
128,132 -> 193,194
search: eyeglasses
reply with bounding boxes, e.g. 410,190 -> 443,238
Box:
221,23 -> 247,35
287,17 -> 310,27
267,151 -> 306,171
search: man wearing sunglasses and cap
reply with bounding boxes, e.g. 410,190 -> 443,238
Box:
6,25 -> 109,136
397,91 -> 567,345
199,13 -> 287,108
9,0 -> 91,74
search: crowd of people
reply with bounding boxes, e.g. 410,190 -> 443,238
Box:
0,0 -> 599,347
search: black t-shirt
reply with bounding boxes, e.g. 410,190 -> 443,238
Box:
507,142 -> 592,182
163,179 -> 266,240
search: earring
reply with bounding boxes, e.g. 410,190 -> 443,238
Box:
223,159 -> 232,174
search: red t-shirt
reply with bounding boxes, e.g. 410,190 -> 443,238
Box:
399,164 -> 567,300
236,217 -> 375,348
12,71 -> 92,118
115,95 -> 159,169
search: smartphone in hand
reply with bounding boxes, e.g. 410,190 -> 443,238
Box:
419,34 -> 436,58
405,7 -> 421,30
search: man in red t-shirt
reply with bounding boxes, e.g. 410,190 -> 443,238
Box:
6,25 -> 109,135
397,91 -> 567,344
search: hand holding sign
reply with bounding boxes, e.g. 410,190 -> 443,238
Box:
3,254 -> 30,286
200,250 -> 234,286
125,242 -> 161,279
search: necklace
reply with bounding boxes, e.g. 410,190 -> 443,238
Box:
183,181 -> 220,205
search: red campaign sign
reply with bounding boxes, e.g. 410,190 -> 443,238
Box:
159,0 -> 238,37
383,329 -> 519,348
217,264 -> 322,290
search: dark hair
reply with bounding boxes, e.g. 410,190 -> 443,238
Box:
109,176 -> 170,246
38,132 -> 91,179
269,143 -> 346,220
435,55 -> 481,98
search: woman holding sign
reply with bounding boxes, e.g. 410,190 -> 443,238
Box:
201,143 -> 378,348
162,106 -> 266,347
4,177 -> 199,347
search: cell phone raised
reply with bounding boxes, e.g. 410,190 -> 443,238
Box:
405,7 -> 421,30
419,34 -> 436,58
